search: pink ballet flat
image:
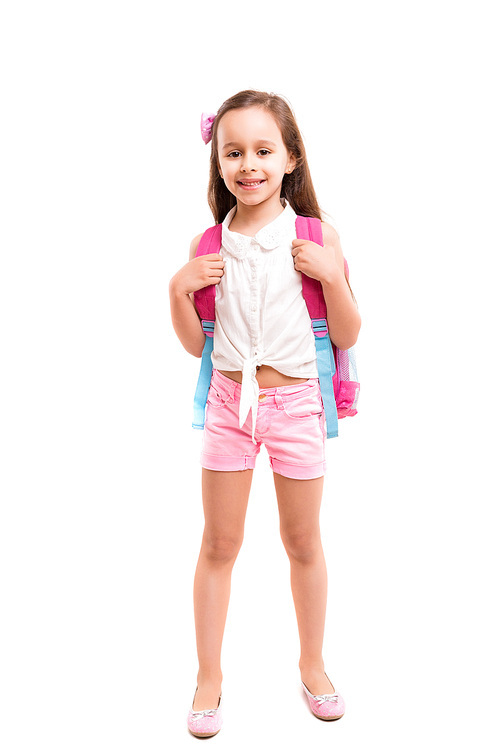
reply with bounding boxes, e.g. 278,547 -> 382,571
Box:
187,690 -> 223,738
302,678 -> 345,721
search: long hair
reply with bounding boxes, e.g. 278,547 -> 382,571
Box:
207,90 -> 322,225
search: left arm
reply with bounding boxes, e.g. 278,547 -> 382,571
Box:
291,221 -> 361,351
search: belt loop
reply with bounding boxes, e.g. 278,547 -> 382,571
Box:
275,391 -> 284,410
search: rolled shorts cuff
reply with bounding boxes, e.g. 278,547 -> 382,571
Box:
269,457 -> 327,480
201,451 -> 257,472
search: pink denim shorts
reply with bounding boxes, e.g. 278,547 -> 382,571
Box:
201,370 -> 326,480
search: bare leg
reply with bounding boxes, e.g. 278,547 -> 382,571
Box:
274,473 -> 336,695
192,468 -> 253,710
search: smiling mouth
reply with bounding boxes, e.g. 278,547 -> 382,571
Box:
237,179 -> 265,189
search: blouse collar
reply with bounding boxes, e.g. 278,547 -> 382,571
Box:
221,202 -> 297,258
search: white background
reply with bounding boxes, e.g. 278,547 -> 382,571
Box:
1,1 -> 499,748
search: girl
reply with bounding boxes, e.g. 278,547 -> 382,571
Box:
169,90 -> 361,738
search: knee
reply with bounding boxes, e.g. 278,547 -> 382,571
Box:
281,528 -> 321,564
202,532 -> 243,565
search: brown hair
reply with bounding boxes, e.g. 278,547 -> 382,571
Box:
207,90 -> 322,224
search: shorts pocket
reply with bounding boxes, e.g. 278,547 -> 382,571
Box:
207,383 -> 234,409
282,386 -> 324,420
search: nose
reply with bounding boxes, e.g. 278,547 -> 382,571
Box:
241,156 -> 256,172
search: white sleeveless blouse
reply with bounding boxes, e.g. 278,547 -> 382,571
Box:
211,202 -> 318,441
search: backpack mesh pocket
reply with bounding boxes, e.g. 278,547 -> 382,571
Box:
335,347 -> 360,417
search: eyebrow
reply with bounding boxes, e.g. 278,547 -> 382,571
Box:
221,140 -> 278,150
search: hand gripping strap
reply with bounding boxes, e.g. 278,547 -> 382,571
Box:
193,224 -> 223,322
192,224 -> 222,430
295,215 -> 338,439
295,216 -> 327,321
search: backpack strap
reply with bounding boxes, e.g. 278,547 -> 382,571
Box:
193,224 -> 223,319
192,224 -> 222,429
295,216 -> 338,439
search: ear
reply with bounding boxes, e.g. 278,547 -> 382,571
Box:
286,153 -> 297,174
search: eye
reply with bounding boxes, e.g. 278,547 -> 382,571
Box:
257,149 -> 271,156
227,151 -> 241,158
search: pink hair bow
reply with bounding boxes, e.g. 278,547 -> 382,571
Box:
200,112 -> 216,144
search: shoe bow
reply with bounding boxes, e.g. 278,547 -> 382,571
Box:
312,693 -> 340,706
189,708 -> 218,722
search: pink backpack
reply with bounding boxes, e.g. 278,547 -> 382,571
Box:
192,215 -> 359,438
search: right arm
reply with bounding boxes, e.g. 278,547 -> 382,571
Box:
168,234 -> 225,358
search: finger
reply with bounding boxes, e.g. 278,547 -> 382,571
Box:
210,269 -> 225,283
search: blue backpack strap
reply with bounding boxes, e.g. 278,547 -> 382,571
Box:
295,216 -> 338,439
192,225 -> 222,430
192,320 -> 215,429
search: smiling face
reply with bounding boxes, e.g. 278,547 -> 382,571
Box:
216,106 -> 296,212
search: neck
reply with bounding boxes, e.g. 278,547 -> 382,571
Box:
229,196 -> 285,236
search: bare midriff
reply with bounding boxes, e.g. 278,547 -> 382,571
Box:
218,365 -> 309,388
